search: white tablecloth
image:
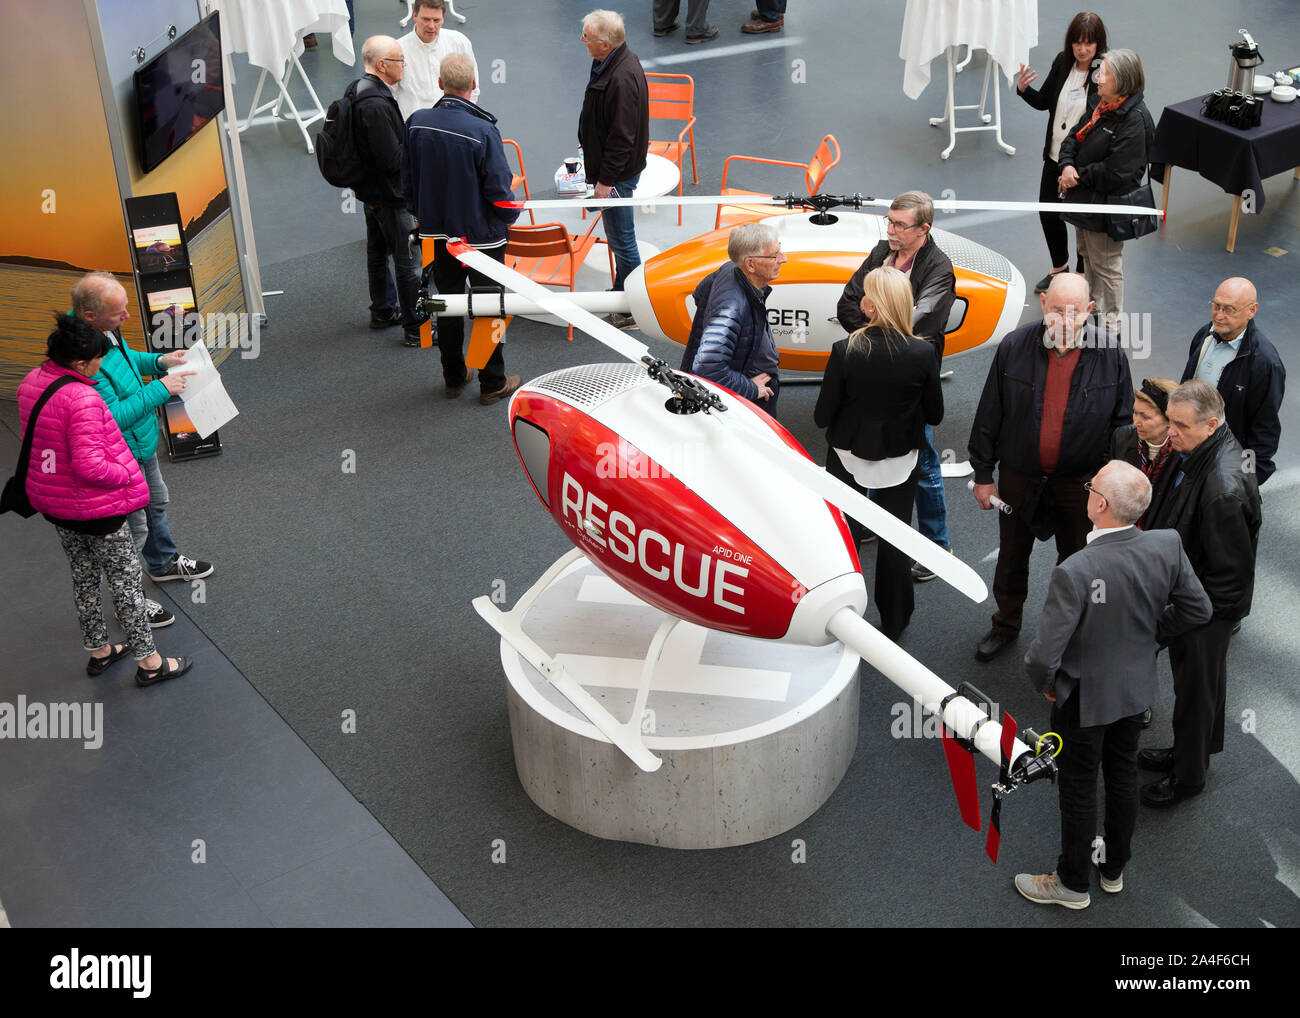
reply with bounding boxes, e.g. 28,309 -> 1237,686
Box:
215,0 -> 353,75
900,0 -> 1037,100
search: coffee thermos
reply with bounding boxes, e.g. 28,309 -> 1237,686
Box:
1227,29 -> 1263,95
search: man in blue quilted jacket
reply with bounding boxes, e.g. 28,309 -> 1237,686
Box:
74,272 -> 212,629
679,222 -> 785,416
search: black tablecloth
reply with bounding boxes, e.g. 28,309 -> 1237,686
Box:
1150,93 -> 1300,212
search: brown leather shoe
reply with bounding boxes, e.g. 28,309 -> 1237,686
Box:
480,374 -> 522,405
445,369 -> 473,399
741,16 -> 783,33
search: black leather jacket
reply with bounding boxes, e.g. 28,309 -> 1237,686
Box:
836,236 -> 955,357
968,320 -> 1133,484
1147,425 -> 1262,619
1058,90 -> 1155,233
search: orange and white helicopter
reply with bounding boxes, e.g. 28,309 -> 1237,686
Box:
426,189 -> 1158,373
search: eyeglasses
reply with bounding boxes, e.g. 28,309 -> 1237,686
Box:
749,251 -> 784,261
1209,301 -> 1251,315
1083,481 -> 1109,502
382,55 -> 406,64
885,218 -> 921,232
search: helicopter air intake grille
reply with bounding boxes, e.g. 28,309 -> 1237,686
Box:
530,362 -> 651,410
931,231 -> 1015,283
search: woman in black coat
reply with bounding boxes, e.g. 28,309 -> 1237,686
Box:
814,266 -> 943,641
1109,377 -> 1178,528
1016,11 -> 1106,293
1057,47 -> 1155,335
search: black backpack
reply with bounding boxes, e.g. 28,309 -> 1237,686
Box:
316,80 -> 385,189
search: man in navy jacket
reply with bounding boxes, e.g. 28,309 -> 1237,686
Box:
1180,278 -> 1285,486
680,222 -> 784,416
405,53 -> 521,405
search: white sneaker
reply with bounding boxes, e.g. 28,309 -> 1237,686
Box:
1014,871 -> 1090,909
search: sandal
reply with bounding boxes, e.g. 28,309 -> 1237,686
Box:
135,656 -> 193,687
86,643 -> 132,677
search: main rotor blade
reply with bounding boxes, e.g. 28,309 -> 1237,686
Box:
931,197 -> 1163,217
497,194 -> 788,210
446,240 -> 650,363
719,414 -> 987,603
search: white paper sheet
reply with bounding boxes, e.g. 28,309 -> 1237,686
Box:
167,339 -> 239,439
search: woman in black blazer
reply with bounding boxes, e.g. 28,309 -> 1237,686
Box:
1016,11 -> 1106,293
814,267 -> 943,641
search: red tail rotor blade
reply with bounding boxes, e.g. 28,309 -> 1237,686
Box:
940,726 -> 981,832
985,712 -> 1019,863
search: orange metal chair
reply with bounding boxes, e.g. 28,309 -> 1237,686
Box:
504,219 -> 613,340
714,134 -> 842,229
502,139 -> 534,224
645,72 -> 698,226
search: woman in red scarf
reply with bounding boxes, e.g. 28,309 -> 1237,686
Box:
1108,377 -> 1178,529
1056,48 -> 1154,337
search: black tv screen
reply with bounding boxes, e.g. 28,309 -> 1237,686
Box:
134,12 -> 225,173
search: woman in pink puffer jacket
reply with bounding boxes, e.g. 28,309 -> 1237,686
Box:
16,314 -> 193,685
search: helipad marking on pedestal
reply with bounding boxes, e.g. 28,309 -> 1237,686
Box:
557,624 -> 792,702
576,574 -> 645,606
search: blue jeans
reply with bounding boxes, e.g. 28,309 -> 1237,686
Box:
128,454 -> 179,575
914,425 -> 949,549
364,204 -> 421,328
603,173 -> 642,291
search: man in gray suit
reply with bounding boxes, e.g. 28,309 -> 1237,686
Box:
1014,460 -> 1211,909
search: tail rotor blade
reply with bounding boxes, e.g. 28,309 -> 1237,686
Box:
985,711 -> 1019,863
940,726 -> 982,831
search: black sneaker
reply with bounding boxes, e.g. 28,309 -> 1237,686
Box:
149,554 -> 213,583
145,599 -> 175,629
686,26 -> 720,43
404,331 -> 421,347
370,308 -> 402,329
653,21 -> 678,36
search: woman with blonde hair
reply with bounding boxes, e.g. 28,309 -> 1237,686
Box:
814,267 -> 943,640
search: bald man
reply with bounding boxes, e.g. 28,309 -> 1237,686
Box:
967,273 -> 1133,662
73,272 -> 212,628
1180,277 -> 1285,485
352,35 -> 424,345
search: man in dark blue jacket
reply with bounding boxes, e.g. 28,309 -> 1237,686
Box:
679,222 -> 784,416
1180,277 -> 1285,486
405,53 -> 521,405
967,273 -> 1133,662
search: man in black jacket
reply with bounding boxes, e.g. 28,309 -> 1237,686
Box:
1180,277 -> 1285,486
578,10 -> 648,327
1140,381 -> 1262,808
838,191 -> 956,576
352,36 -> 423,346
968,273 -> 1132,661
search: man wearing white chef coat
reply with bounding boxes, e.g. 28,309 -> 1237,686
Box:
395,0 -> 479,121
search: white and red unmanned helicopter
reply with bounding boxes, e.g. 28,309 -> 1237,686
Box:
430,190 -> 1158,859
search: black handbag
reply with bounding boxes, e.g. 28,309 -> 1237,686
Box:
0,375 -> 84,517
1105,167 -> 1159,242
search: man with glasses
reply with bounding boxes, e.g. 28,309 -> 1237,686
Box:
1016,461 -> 1210,908
1179,277 -> 1285,486
680,222 -> 785,415
1140,381 -> 1261,808
351,36 -> 423,346
968,272 -> 1133,662
837,192 -> 957,578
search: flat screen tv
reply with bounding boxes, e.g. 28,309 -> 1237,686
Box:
134,12 -> 225,173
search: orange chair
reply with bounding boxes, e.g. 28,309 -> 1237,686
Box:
645,72 -> 698,225
714,134 -> 842,229
504,219 -> 613,340
502,139 -> 534,224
